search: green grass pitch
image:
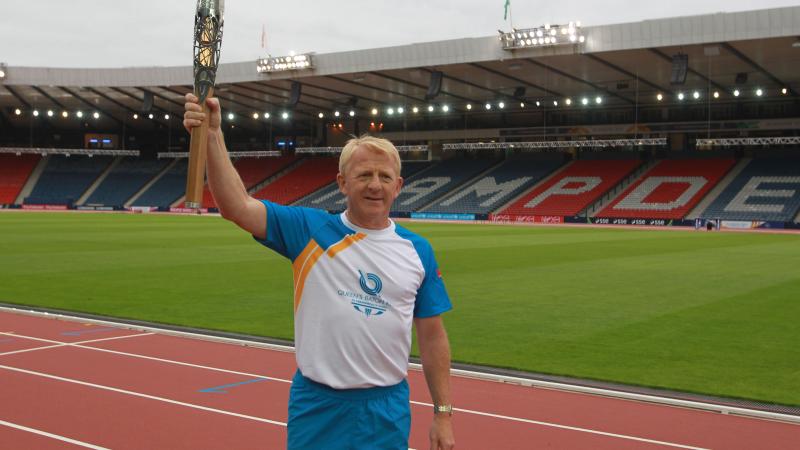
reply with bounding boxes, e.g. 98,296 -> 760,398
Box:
1,212 -> 798,406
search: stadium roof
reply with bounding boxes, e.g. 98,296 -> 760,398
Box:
1,6 -> 798,134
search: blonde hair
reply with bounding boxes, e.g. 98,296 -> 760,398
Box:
339,135 -> 402,176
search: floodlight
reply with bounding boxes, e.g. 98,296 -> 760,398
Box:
133,113 -> 139,119
733,89 -> 740,97
756,88 -> 763,97
253,112 -> 260,119
387,108 -> 394,115
93,112 -> 100,119
498,102 -> 505,109
595,96 -> 602,104
14,108 -> 21,115
318,112 -> 323,119
334,111 -> 340,117
371,108 -> 378,115
485,103 -> 491,110
442,105 -> 449,112
33,110 -> 39,117
281,112 -> 289,119
466,104 -> 472,110
713,91 -> 720,99
77,111 -> 83,118
693,91 -> 700,99
349,110 -> 356,117
47,110 -> 54,117
396,107 -> 403,115
61,111 -> 68,118
565,99 -> 572,106
428,105 -> 435,112
164,114 -> 170,120
227,113 -> 234,120
657,93 -> 663,101
263,112 -> 270,119
412,106 -> 419,113
678,93 -> 685,101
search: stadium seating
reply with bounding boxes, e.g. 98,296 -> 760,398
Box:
25,155 -> 113,205
498,160 -> 641,217
0,154 -> 40,204
131,159 -> 187,207
293,161 -> 432,211
202,156 -> 298,208
391,158 -> 500,213
84,157 -> 170,207
700,158 -> 800,222
426,159 -> 563,214
597,158 -> 736,219
252,157 -> 339,205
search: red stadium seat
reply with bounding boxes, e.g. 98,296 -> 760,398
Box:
0,154 -> 41,204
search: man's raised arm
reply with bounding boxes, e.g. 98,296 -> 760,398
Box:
183,94 -> 266,239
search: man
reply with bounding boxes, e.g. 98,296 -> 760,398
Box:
184,94 -> 456,450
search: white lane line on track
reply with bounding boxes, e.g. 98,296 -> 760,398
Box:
410,401 -> 711,450
0,332 -> 291,384
0,364 -> 288,427
0,332 -> 155,357
0,418 -> 110,450
1,331 -> 708,449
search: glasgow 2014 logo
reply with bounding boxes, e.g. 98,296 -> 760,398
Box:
358,270 -> 382,296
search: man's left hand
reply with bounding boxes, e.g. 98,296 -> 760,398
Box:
429,415 -> 455,450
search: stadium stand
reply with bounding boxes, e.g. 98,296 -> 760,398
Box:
251,157 -> 339,205
293,161 -> 433,211
202,156 -> 298,208
84,157 -> 170,207
391,158 -> 501,213
25,155 -> 113,206
0,154 -> 40,204
425,158 -> 563,214
700,158 -> 800,222
498,159 -> 641,217
131,159 -> 187,207
597,158 -> 736,219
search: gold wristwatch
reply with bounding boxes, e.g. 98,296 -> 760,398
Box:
433,404 -> 453,415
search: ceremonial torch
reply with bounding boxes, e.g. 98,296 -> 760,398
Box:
185,0 -> 225,209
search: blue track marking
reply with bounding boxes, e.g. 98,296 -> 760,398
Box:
60,327 -> 116,336
199,378 -> 269,394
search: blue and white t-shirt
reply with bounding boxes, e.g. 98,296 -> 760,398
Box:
256,200 -> 452,389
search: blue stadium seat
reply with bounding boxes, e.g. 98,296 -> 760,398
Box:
26,155 -> 113,205
85,157 -> 170,206
131,159 -> 187,207
701,158 -> 800,222
425,159 -> 563,214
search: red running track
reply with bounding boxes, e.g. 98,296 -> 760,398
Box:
1,309 -> 798,449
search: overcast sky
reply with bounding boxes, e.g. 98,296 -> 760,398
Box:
2,0 -> 797,68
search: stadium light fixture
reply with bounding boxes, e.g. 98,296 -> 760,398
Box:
713,91 -> 720,99
47,110 -> 54,117
500,21 -> 585,50
595,96 -> 602,105
33,110 -> 39,117
263,112 -> 270,119
317,112 -> 324,119
61,111 -> 68,118
133,113 -> 139,119
76,111 -> 83,118
256,53 -> 313,73
657,93 -> 663,102
281,112 -> 289,120
565,98 -> 572,106
427,105 -> 435,112
535,101 -> 541,107
227,113 -> 234,120
581,98 -> 589,105
0,63 -> 6,80
252,112 -> 259,119
14,108 -> 21,115
412,106 -> 419,114
553,100 -> 558,107
520,102 -> 525,108
164,114 -> 170,120
371,108 -> 378,115
334,111 -> 340,117
693,91 -> 700,100
782,88 -> 788,95
442,105 -> 449,112
756,88 -> 763,97
485,103 -> 492,110
678,92 -> 685,101
498,102 -> 505,109
387,108 -> 394,115
733,89 -> 740,97
349,110 -> 356,117
466,104 -> 472,110
93,112 -> 100,119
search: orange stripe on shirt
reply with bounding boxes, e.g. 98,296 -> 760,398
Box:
294,245 -> 324,312
293,240 -> 320,281
326,233 -> 367,259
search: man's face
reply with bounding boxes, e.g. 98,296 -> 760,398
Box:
337,145 -> 403,228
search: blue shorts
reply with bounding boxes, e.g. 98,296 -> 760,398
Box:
287,370 -> 411,450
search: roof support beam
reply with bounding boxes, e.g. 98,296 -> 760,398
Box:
470,62 -> 563,98
648,49 -> 728,93
60,87 -> 124,127
719,42 -> 797,97
584,54 -> 672,95
523,59 -> 634,105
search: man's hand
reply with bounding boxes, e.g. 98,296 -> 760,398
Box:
183,93 -> 221,134
429,415 -> 455,450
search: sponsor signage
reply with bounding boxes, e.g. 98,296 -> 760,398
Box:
169,207 -> 208,214
489,214 -> 563,224
410,212 -> 475,221
22,204 -> 68,211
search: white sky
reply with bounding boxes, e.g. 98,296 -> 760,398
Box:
2,1 -> 797,68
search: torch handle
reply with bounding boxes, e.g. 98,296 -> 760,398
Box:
184,91 -> 213,209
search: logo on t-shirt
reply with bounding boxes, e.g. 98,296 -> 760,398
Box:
358,270 -> 383,296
